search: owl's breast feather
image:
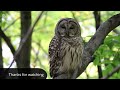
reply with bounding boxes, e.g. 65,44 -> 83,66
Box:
62,37 -> 82,47
59,38 -> 83,74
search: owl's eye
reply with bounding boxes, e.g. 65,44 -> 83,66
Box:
61,25 -> 66,29
69,26 -> 75,29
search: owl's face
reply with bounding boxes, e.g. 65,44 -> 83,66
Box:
55,18 -> 81,38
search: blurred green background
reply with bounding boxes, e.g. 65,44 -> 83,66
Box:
1,11 -> 120,79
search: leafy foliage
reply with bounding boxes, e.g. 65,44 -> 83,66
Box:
1,11 -> 120,79
93,35 -> 120,79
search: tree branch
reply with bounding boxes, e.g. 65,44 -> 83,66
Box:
86,14 -> 120,55
0,29 -> 15,55
3,17 -> 20,31
71,11 -> 78,21
55,13 -> 120,79
0,37 -> 3,68
101,64 -> 120,79
32,46 -> 45,69
43,11 -> 48,26
36,42 -> 48,56
76,13 -> 120,78
113,29 -> 120,35
93,11 -> 103,78
0,14 -> 3,68
8,11 -> 44,69
93,11 -> 101,29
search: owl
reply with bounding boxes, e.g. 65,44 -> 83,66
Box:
49,18 -> 84,79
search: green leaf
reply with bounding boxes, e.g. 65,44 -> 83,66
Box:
93,56 -> 100,65
103,64 -> 113,76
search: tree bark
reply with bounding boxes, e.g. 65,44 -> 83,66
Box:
0,29 -> 15,55
0,32 -> 3,68
8,11 -> 44,69
16,11 -> 32,68
55,13 -> 120,79
76,13 -> 120,78
93,11 -> 103,78
0,14 -> 3,68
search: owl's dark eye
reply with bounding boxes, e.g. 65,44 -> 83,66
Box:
61,25 -> 66,29
69,26 -> 75,29
70,27 -> 74,29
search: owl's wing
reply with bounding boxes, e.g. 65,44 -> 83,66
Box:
49,36 -> 61,78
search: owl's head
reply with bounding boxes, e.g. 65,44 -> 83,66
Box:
55,18 -> 81,38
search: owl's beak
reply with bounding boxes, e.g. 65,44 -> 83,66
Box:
66,29 -> 69,37
66,23 -> 69,37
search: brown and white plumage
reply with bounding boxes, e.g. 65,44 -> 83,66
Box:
49,36 -> 61,77
49,18 -> 84,79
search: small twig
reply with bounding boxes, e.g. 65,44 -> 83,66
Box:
3,17 -> 20,31
36,42 -> 48,56
85,70 -> 89,79
7,11 -> 44,69
32,48 -> 44,68
71,11 -> 78,21
32,47 -> 40,67
34,41 -> 48,68
43,11 -> 48,26
101,64 -> 120,79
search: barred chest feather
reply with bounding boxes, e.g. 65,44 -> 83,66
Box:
59,37 -> 84,73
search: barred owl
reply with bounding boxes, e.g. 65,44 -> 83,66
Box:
49,18 -> 84,79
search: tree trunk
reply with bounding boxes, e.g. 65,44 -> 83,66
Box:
16,11 -> 32,68
93,11 -> 103,78
0,14 -> 3,68
0,32 -> 3,68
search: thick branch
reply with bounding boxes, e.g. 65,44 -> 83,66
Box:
55,13 -> 120,79
86,14 -> 120,55
76,13 -> 120,78
0,29 -> 15,55
101,64 -> 120,79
